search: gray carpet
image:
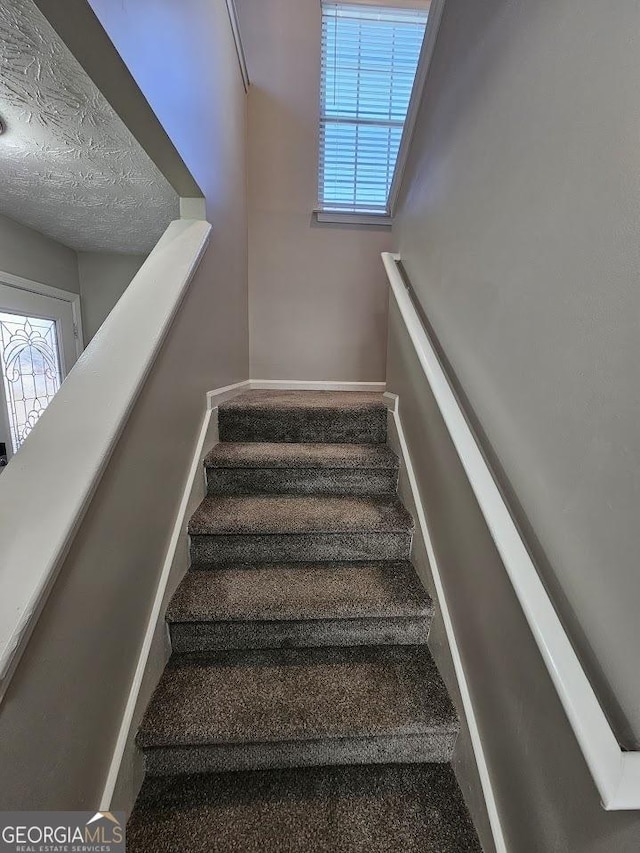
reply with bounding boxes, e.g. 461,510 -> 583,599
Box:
167,561 -> 431,622
188,494 -> 415,563
189,531 -> 414,563
167,560 -> 433,651
137,645 -> 457,773
127,764 -> 482,853
188,494 -> 414,535
205,441 -> 399,469
218,390 -> 387,443
129,391 -> 482,850
206,442 -> 400,495
169,615 -> 432,652
137,646 -> 457,747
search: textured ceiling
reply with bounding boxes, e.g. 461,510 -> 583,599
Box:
0,0 -> 180,253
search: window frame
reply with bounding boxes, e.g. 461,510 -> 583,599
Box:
314,0 -> 446,226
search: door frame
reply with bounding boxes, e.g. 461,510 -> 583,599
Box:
0,269 -> 85,357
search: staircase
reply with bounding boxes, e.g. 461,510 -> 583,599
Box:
127,391 -> 482,851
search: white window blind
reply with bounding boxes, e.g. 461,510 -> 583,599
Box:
319,2 -> 428,215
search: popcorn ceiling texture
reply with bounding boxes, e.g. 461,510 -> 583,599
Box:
0,0 -> 179,253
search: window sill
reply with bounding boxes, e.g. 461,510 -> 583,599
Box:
314,209 -> 393,227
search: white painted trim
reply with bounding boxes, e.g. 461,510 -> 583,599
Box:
206,379 -> 251,407
100,379 -> 249,809
321,0 -> 430,9
250,380 -> 386,392
0,269 -> 80,304
0,268 -> 85,357
314,210 -> 393,227
388,0 -> 447,214
100,404 -> 212,808
0,220 -> 211,703
385,391 -> 508,852
179,197 -> 207,221
382,251 -> 640,811
225,0 -> 250,91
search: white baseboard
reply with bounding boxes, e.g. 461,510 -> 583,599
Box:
100,380 -> 249,811
206,379 -> 251,408
385,392 -> 507,853
250,379 -> 386,392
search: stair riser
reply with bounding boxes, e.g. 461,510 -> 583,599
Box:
143,731 -> 457,776
207,468 -> 398,496
218,411 -> 387,444
189,532 -> 412,563
169,615 -> 431,653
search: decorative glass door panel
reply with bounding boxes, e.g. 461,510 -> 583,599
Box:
0,313 -> 63,452
0,281 -> 79,462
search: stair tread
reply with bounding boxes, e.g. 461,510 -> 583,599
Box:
167,561 -> 431,623
220,390 -> 386,413
205,441 -> 398,469
137,645 -> 457,748
218,391 -> 387,444
128,764 -> 482,853
188,494 -> 414,536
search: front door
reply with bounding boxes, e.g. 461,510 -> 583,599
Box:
0,283 -> 78,461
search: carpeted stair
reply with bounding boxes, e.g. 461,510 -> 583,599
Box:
167,560 -> 432,651
128,391 -> 482,852
205,441 -> 400,495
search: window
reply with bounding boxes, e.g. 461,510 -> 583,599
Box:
0,280 -> 80,462
318,2 -> 428,219
0,313 -> 62,453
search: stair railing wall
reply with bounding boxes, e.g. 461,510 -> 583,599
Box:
0,219 -> 211,703
382,251 -> 640,811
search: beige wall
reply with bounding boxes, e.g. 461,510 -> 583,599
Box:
0,212 -> 79,293
0,215 -> 149,345
394,0 -> 640,747
387,303 -> 640,852
385,393 -> 496,853
390,0 -> 640,846
77,251 -> 146,342
0,0 -> 248,810
235,0 -> 391,382
87,0 -> 249,357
